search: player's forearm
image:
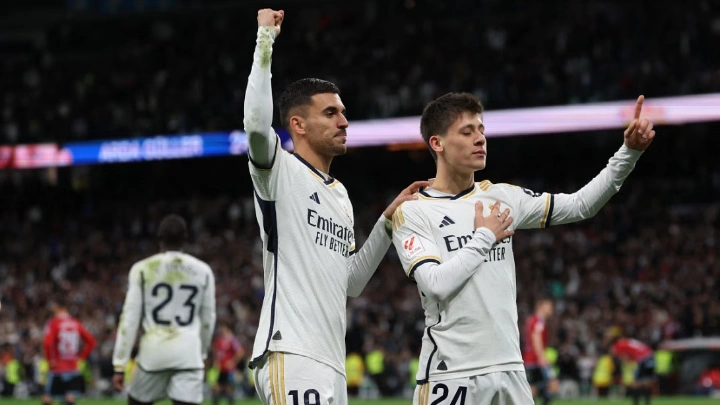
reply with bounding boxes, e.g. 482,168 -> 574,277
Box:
112,291 -> 142,371
112,320 -> 140,371
79,334 -> 96,360
532,334 -> 547,364
244,26 -> 278,167
551,144 -> 642,225
200,275 -> 217,358
200,306 -> 217,358
413,228 -> 496,302
347,216 -> 393,297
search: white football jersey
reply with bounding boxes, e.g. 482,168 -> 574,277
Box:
392,144 -> 642,383
393,181 -> 551,382
113,252 -> 216,372
249,141 -> 358,375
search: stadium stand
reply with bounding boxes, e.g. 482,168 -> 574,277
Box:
1,0 -> 719,398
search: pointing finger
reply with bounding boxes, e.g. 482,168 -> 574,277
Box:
634,95 -> 645,120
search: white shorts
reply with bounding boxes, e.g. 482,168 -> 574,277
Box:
253,352 -> 347,405
414,371 -> 534,405
128,367 -> 204,404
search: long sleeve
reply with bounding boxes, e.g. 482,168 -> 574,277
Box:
550,144 -> 643,225
112,265 -> 143,372
347,216 -> 393,297
78,325 -> 96,360
199,271 -> 216,360
512,144 -> 643,229
412,227 -> 496,302
244,26 -> 279,168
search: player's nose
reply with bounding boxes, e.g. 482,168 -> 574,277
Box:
473,132 -> 485,145
337,113 -> 349,129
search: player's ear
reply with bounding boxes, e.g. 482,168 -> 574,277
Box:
429,135 -> 444,155
289,116 -> 306,137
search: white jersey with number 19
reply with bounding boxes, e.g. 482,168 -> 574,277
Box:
244,26 -> 392,378
249,142 -> 360,375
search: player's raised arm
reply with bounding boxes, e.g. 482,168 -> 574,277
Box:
392,201 -> 514,302
112,264 -> 144,379
513,96 -> 654,229
199,269 -> 217,360
243,9 -> 284,168
346,181 -> 428,297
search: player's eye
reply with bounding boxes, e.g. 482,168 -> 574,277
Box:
462,132 -> 472,136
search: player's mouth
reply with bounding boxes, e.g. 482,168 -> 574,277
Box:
472,150 -> 486,157
335,131 -> 347,141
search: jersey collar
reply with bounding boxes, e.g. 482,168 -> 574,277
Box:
419,183 -> 477,200
293,153 -> 336,185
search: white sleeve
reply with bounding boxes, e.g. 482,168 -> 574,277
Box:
510,144 -> 643,229
112,264 -> 143,372
346,216 -> 393,297
391,202 -> 497,302
199,270 -> 216,360
244,26 -> 279,169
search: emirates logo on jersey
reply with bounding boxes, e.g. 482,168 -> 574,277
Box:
402,234 -> 425,259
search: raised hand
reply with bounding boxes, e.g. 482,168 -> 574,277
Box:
384,180 -> 431,219
257,8 -> 284,36
624,95 -> 656,151
475,201 -> 514,242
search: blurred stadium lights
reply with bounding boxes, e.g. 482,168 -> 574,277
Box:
2,93 -> 720,170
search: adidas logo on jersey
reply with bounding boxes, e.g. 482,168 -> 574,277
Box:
309,192 -> 320,204
439,216 -> 455,228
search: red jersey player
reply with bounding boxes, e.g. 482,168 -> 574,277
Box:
611,337 -> 656,405
522,298 -> 558,405
212,324 -> 245,405
42,297 -> 96,405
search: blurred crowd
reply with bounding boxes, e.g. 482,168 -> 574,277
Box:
1,0 -> 720,398
1,123 -> 719,396
2,0 -> 720,144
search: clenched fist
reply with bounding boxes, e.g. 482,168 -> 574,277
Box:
257,9 -> 284,37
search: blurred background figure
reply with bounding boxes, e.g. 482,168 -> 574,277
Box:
212,324 -> 245,405
523,298 -> 559,405
42,297 -> 96,405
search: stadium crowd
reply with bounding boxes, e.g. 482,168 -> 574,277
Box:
1,0 -> 720,399
1,122 -> 719,396
2,0 -> 720,144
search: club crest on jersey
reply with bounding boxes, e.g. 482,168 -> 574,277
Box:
402,234 -> 425,258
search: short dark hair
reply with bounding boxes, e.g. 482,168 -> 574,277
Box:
157,214 -> 188,249
420,92 -> 484,160
278,78 -> 340,130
